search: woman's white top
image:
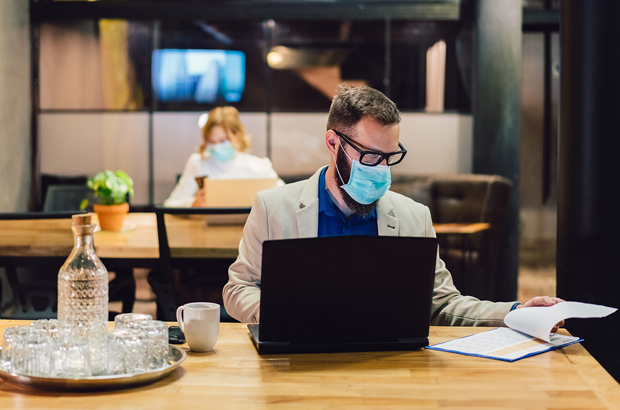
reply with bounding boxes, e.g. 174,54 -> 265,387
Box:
163,151 -> 282,207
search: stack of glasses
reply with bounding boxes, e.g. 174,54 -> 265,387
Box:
0,314 -> 170,378
109,313 -> 169,374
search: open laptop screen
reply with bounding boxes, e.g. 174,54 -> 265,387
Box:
202,178 -> 279,225
204,178 -> 280,208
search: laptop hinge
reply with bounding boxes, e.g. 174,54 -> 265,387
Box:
263,341 -> 291,346
398,338 -> 425,343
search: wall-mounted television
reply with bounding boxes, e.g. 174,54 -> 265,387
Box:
152,49 -> 245,104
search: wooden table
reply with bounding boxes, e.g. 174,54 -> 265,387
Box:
0,213 -> 245,263
0,321 -> 619,409
433,222 -> 490,235
0,214 -> 486,262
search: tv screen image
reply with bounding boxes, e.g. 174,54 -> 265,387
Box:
152,49 -> 246,104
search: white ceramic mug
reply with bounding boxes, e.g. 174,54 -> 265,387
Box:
176,302 -> 220,352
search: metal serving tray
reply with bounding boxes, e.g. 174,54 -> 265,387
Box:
0,344 -> 187,392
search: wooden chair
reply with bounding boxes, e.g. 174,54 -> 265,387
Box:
39,174 -> 88,212
149,206 -> 251,322
43,185 -> 95,212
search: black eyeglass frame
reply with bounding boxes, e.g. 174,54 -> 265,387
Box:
332,129 -> 407,166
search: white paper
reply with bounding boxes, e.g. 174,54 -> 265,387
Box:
504,301 -> 617,342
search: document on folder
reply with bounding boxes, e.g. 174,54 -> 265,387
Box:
427,302 -> 617,362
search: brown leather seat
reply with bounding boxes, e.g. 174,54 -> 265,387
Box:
391,174 -> 512,300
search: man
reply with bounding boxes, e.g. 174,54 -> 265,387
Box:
223,85 -> 563,325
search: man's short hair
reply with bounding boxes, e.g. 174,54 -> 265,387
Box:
326,85 -> 401,132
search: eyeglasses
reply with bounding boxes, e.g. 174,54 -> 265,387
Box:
332,130 -> 407,166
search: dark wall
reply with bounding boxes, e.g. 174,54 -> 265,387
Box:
557,0 -> 620,382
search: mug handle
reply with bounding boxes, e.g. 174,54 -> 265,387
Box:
176,306 -> 185,332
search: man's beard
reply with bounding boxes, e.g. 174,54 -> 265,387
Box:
334,147 -> 377,217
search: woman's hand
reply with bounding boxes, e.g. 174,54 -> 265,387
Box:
192,188 -> 206,207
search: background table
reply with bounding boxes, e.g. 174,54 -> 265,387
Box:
0,213 -> 245,267
0,321 -> 619,409
0,216 -> 497,305
433,222 -> 490,235
0,214 -> 483,262
0,214 -> 245,315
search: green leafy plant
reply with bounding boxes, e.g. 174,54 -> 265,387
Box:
85,170 -> 134,206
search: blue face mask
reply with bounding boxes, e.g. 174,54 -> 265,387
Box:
208,140 -> 236,162
334,142 -> 391,205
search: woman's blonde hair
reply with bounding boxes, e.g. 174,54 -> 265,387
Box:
199,106 -> 251,158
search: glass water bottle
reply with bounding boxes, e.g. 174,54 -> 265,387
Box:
58,214 -> 109,375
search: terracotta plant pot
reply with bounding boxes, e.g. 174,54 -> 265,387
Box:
93,203 -> 129,231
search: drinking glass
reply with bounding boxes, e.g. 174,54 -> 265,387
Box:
1,326 -> 32,372
135,320 -> 169,370
107,329 -> 148,375
50,333 -> 91,378
31,319 -> 60,339
12,332 -> 52,376
114,313 -> 153,330
30,319 -> 50,334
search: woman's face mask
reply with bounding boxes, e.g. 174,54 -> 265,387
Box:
208,139 -> 236,162
334,139 -> 391,205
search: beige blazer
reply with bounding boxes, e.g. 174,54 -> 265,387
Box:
223,167 -> 514,325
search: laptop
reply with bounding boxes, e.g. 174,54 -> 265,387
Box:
202,178 -> 280,224
248,235 -> 438,354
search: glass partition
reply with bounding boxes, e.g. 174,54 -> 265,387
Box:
37,15 -> 474,205
268,20 -> 386,113
40,20 -> 152,110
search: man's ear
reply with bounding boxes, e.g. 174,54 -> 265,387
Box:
325,130 -> 338,154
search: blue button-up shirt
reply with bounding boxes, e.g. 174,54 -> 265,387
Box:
317,167 -> 378,237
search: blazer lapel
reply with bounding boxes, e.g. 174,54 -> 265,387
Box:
295,167 -> 325,238
377,195 -> 399,236
296,201 -> 319,238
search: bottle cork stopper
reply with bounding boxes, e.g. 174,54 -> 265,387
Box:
72,213 -> 92,226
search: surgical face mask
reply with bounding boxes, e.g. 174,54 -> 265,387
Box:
334,140 -> 391,205
208,140 -> 236,162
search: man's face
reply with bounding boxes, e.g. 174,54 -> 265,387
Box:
333,117 -> 400,216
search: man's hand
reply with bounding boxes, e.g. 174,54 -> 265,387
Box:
517,296 -> 566,333
518,296 -> 565,309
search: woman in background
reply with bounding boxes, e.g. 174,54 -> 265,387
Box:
164,106 -> 281,207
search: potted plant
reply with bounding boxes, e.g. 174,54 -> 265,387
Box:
85,170 -> 134,231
